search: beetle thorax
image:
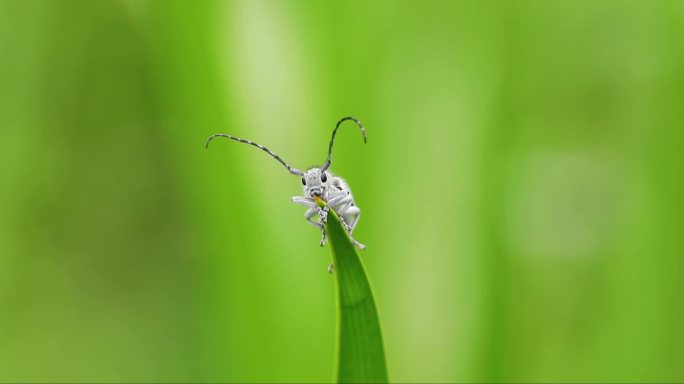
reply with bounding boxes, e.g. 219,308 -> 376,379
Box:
301,167 -> 332,199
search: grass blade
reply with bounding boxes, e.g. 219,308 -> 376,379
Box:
321,203 -> 388,383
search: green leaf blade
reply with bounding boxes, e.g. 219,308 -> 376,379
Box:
324,208 -> 388,383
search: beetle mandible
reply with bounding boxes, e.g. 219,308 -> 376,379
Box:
206,116 -> 367,251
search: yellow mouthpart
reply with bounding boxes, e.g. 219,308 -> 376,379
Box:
313,195 -> 326,208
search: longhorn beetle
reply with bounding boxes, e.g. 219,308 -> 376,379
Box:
206,117 -> 367,257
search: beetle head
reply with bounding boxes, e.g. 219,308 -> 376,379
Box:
301,167 -> 331,198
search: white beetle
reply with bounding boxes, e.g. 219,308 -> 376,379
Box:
206,116 -> 367,252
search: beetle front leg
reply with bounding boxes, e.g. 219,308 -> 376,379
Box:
292,196 -> 316,208
304,207 -> 323,228
304,206 -> 329,246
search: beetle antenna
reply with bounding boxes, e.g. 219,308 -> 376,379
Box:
206,133 -> 304,176
320,116 -> 366,172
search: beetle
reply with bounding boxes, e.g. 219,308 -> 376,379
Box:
206,116 -> 367,252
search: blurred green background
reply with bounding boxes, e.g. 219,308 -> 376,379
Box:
1,0 -> 683,382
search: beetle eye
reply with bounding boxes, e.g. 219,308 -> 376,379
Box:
301,177 -> 306,186
321,173 -> 327,182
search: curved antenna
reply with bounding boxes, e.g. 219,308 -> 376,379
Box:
320,116 -> 367,172
206,133 -> 304,176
